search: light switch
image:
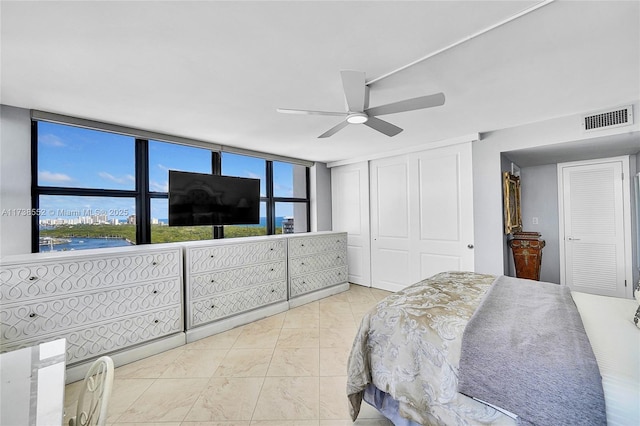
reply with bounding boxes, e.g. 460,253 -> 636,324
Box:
532,217 -> 539,225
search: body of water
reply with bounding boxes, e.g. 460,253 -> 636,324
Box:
40,237 -> 133,252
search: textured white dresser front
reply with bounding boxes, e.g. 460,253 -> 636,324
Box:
288,232 -> 348,298
185,237 -> 288,330
0,245 -> 183,366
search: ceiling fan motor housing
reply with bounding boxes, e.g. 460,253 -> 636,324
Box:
346,113 -> 368,124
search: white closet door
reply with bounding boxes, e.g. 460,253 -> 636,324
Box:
413,144 -> 475,279
370,155 -> 412,292
331,162 -> 371,286
370,143 -> 474,292
559,158 -> 630,297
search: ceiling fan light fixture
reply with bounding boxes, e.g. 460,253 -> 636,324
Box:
346,113 -> 368,124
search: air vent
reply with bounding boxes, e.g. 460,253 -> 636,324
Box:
583,105 -> 633,132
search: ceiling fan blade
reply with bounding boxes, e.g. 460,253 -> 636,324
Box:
365,92 -> 445,117
364,116 -> 403,137
318,120 -> 349,138
341,70 -> 366,112
276,108 -> 347,117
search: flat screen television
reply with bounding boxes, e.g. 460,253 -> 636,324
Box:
168,171 -> 260,226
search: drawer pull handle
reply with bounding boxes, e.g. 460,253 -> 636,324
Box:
211,279 -> 215,283
210,255 -> 215,258
301,262 -> 305,265
29,276 -> 37,281
154,319 -> 159,324
29,313 -> 37,318
271,289 -> 275,293
211,304 -> 216,309
301,244 -> 305,247
152,290 -> 158,294
270,248 -> 274,251
270,268 -> 274,272
152,262 -> 158,266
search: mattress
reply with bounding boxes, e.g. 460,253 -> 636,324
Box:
571,291 -> 640,426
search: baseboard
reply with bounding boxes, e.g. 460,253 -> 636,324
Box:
185,301 -> 290,343
65,332 -> 186,383
288,282 -> 350,308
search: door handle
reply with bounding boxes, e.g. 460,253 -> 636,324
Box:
467,244 -> 474,249
567,237 -> 581,241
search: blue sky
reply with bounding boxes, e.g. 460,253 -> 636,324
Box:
37,122 -> 297,220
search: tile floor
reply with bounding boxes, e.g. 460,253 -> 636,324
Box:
63,284 -> 394,426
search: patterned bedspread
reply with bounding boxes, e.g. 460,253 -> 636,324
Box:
346,271 -> 516,425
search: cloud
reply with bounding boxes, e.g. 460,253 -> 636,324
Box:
149,180 -> 168,192
157,164 -> 170,172
39,170 -> 73,183
98,172 -> 135,185
39,134 -> 66,147
274,183 -> 293,197
246,172 -> 262,180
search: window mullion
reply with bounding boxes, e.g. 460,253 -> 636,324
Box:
135,139 -> 150,244
266,160 -> 274,235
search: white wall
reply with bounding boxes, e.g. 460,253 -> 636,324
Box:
473,102 -> 640,276
0,105 -> 32,257
519,163 -> 560,284
310,162 -> 332,232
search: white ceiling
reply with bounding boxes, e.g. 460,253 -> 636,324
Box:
1,0 -> 639,164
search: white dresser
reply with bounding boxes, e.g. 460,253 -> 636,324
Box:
183,236 -> 290,342
287,232 -> 349,307
0,244 -> 185,382
0,232 -> 349,378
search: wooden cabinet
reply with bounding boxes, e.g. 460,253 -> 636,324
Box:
508,232 -> 545,281
0,245 -> 184,380
288,232 -> 348,306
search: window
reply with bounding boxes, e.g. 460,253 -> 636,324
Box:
38,122 -> 135,190
32,116 -> 310,252
221,152 -> 267,237
272,161 -> 309,234
35,122 -> 137,252
221,153 -> 310,237
148,140 -> 213,243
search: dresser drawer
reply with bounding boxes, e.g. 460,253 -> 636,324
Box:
190,261 -> 286,299
187,240 -> 286,273
0,249 -> 181,303
290,266 -> 348,297
1,305 -> 183,365
288,251 -> 347,276
288,234 -> 347,257
1,278 -> 181,342
190,282 -> 287,326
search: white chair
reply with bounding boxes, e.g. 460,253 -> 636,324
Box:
69,356 -> 114,426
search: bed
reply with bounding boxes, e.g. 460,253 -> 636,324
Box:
346,271 -> 640,426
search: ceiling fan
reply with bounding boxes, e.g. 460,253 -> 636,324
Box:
276,70 -> 445,138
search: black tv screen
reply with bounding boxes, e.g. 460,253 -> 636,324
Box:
168,171 -> 260,226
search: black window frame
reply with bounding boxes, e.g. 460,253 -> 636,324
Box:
31,119 -> 311,252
